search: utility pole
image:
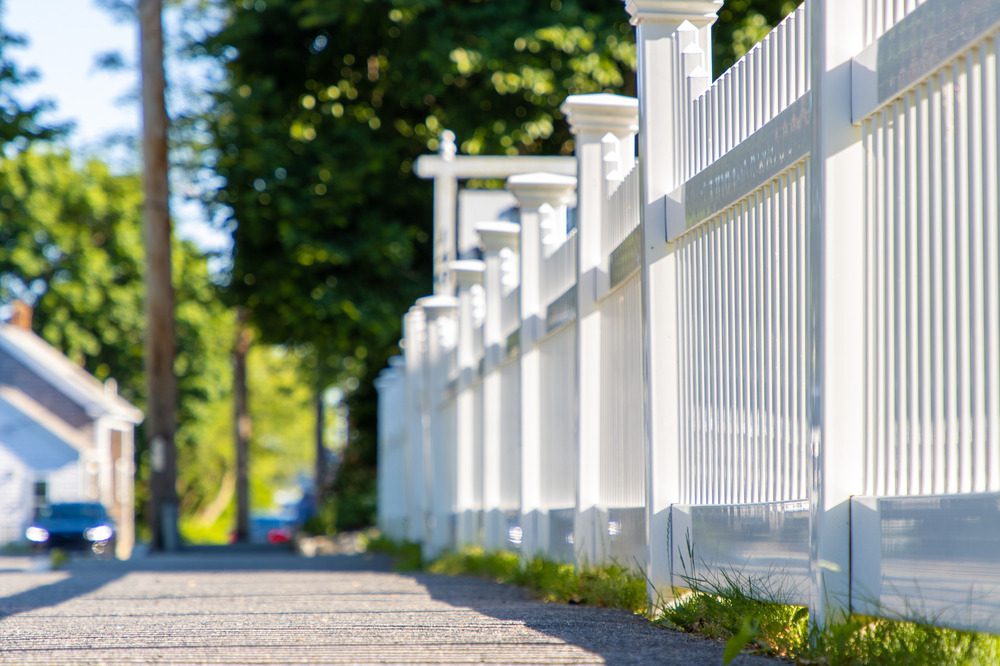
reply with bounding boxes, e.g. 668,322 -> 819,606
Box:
140,0 -> 179,551
234,308 -> 252,542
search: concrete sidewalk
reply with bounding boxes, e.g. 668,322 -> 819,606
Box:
0,549 -> 776,664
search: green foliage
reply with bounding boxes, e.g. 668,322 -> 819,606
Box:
805,616 -> 1000,666
713,0 -> 804,77
247,346 -> 316,508
0,149 -> 236,536
178,343 -> 319,543
659,568 -> 808,659
427,546 -> 648,615
659,567 -> 1000,664
48,548 -> 68,570
430,547 -> 522,582
723,617 -> 760,665
0,149 -> 320,544
0,4 -> 65,151
362,533 -> 424,572
302,495 -> 337,536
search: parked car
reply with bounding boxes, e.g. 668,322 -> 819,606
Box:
250,514 -> 294,545
229,514 -> 296,545
25,502 -> 115,557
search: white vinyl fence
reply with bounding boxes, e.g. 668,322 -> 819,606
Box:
376,0 -> 1000,633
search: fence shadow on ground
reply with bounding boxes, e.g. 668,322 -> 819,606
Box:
413,570 -> 776,665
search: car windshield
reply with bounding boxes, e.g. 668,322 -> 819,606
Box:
39,503 -> 107,521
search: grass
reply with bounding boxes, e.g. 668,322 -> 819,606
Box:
49,548 -> 69,569
363,532 -> 1000,664
363,535 -> 648,615
659,566 -> 1000,665
430,547 -> 649,614
361,532 -> 424,571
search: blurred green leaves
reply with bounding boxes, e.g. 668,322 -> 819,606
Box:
713,0 -> 803,76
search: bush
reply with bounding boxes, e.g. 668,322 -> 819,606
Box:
301,496 -> 337,536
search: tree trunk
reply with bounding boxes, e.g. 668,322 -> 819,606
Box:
140,0 -> 178,552
234,308 -> 252,542
314,388 -> 325,504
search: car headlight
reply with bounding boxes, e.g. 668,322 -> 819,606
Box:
25,526 -> 49,543
85,525 -> 113,542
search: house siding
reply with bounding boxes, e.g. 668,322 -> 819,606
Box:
0,348 -> 94,440
0,446 -> 31,544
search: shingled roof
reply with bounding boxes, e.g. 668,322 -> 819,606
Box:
0,324 -> 143,425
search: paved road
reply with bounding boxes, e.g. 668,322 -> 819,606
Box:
0,549 -> 775,664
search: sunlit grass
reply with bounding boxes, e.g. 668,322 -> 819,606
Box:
420,543 -> 647,615
361,532 -> 424,571
659,566 -> 1000,665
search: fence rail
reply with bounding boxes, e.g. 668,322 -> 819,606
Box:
377,0 -> 1000,635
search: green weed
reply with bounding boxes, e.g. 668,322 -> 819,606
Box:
659,564 -> 1000,665
49,548 -> 69,570
361,532 -> 424,571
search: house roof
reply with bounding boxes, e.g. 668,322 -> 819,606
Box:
0,392 -> 80,472
0,324 -> 143,424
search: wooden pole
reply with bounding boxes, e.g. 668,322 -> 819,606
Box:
140,0 -> 178,551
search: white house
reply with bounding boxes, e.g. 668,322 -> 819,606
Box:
0,303 -> 143,557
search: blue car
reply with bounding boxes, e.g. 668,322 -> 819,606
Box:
26,502 -> 116,558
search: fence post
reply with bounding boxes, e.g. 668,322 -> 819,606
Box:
507,173 -> 578,559
626,0 -> 720,592
402,306 -> 428,544
415,295 -> 459,559
808,0 -> 866,627
451,260 -> 486,547
375,357 -> 406,539
476,222 -> 521,550
561,94 -> 639,567
427,131 -> 459,295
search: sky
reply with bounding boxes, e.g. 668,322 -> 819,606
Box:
4,0 -> 228,254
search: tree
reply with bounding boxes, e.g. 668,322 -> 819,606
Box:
233,307 -> 251,542
713,0 -> 804,77
199,0 -> 635,526
0,149 -> 235,541
0,1 -> 64,151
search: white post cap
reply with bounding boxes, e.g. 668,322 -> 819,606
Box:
449,260 -> 485,288
625,0 -> 722,27
506,172 -> 577,209
561,93 -> 639,138
416,295 -> 458,318
475,221 -> 521,253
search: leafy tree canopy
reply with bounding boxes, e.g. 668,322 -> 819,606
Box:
0,149 -> 231,530
201,0 -> 634,368
0,1 -> 64,151
714,0 -> 803,77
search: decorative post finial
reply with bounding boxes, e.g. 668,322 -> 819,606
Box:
561,93 -> 639,140
439,130 -> 457,161
624,0 -> 722,27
